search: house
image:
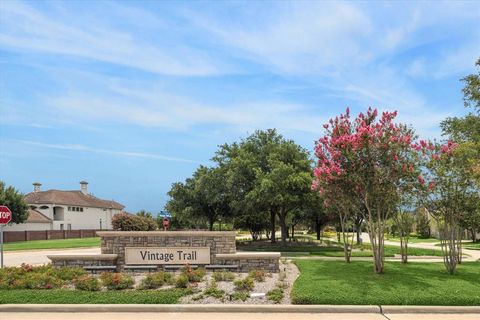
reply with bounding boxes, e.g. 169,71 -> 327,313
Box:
4,181 -> 125,231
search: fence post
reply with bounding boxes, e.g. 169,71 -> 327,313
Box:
79,229 -> 83,238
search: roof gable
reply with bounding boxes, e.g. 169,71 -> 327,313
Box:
25,190 -> 124,210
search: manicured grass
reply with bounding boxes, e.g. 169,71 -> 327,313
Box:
464,242 -> 480,250
0,289 -> 189,304
291,260 -> 480,305
239,243 -> 443,257
4,237 -> 101,251
386,236 -> 440,244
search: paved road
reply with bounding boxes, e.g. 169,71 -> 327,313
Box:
2,312 -> 478,320
3,247 -> 100,267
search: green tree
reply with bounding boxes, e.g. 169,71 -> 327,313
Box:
393,210 -> 415,263
0,181 -> 29,224
302,191 -> 332,241
215,129 -> 312,244
136,210 -> 153,218
166,166 -> 231,231
415,208 -> 431,238
461,57 -> 480,110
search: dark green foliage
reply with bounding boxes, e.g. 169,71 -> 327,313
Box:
231,291 -> 249,301
266,288 -> 284,303
181,265 -> 206,283
292,260 -> 480,305
100,273 -> 134,290
203,282 -> 225,299
73,275 -> 101,291
0,181 -> 29,224
0,289 -> 189,304
111,212 -> 157,231
175,274 -> 189,288
138,272 -> 171,289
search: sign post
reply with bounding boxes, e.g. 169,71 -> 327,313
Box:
0,206 -> 13,268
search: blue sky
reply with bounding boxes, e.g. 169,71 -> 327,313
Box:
1,0 -> 479,213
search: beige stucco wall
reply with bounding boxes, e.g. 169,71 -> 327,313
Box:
2,222 -> 52,231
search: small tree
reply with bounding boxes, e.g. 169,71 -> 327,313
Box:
415,208 -> 431,238
393,211 -> 415,263
0,181 -> 29,224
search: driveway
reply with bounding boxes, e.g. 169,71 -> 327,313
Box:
3,247 -> 101,267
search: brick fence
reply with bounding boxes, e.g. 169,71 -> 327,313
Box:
2,229 -> 101,243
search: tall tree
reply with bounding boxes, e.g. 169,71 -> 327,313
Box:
166,166 -> 231,231
0,181 -> 29,224
313,108 -> 421,273
215,129 -> 312,244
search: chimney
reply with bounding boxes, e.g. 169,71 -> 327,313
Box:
33,182 -> 41,192
80,181 -> 88,195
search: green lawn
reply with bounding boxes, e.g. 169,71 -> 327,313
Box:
238,243 -> 444,257
291,260 -> 480,305
464,242 -> 480,250
386,236 -> 440,244
4,237 -> 101,251
0,289 -> 189,304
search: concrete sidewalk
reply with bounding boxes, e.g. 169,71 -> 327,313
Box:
3,247 -> 101,267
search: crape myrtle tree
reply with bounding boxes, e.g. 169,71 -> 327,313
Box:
214,129 -> 312,244
313,108 -> 421,273
0,181 -> 29,224
417,139 -> 478,274
166,166 -> 232,231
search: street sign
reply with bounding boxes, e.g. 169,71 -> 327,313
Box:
0,205 -> 12,268
0,206 -> 12,225
163,217 -> 170,231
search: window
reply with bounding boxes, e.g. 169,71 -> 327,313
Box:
80,208 -> 83,212
68,207 -> 71,211
60,224 -> 64,230
67,224 -> 72,230
39,206 -> 49,210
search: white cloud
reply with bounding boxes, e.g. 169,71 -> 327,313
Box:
12,139 -> 200,164
0,1 -> 224,76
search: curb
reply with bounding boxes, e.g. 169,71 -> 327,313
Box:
0,304 -> 479,314
0,304 -> 380,313
382,306 -> 480,314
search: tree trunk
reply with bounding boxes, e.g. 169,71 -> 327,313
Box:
471,229 -> 477,243
355,218 -> 362,245
315,220 -> 321,241
291,225 -> 295,240
270,210 -> 276,243
208,219 -> 214,231
279,220 -> 288,245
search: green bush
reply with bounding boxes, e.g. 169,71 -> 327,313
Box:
15,273 -> 64,289
212,270 -> 235,282
139,272 -> 170,289
248,269 -> 266,282
73,275 -> 101,291
266,288 -> 284,303
233,277 -> 254,291
181,265 -> 206,283
175,274 -> 189,288
112,213 -> 157,231
231,291 -> 249,301
100,273 -> 134,290
203,282 -> 225,299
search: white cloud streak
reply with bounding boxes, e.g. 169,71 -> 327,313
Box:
13,140 -> 200,164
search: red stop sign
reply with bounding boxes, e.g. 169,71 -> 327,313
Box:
0,206 -> 12,225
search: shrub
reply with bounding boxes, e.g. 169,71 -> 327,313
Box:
203,282 -> 225,299
231,291 -> 249,301
139,272 -> 169,289
248,269 -> 266,282
181,265 -> 206,283
74,275 -> 101,291
112,213 -> 157,231
50,266 -> 87,281
175,274 -> 189,288
100,273 -> 134,290
16,273 -> 63,289
212,270 -> 235,282
266,288 -> 284,303
233,277 -> 254,291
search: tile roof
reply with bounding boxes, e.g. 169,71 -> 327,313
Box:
27,209 -> 52,223
25,190 -> 124,210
